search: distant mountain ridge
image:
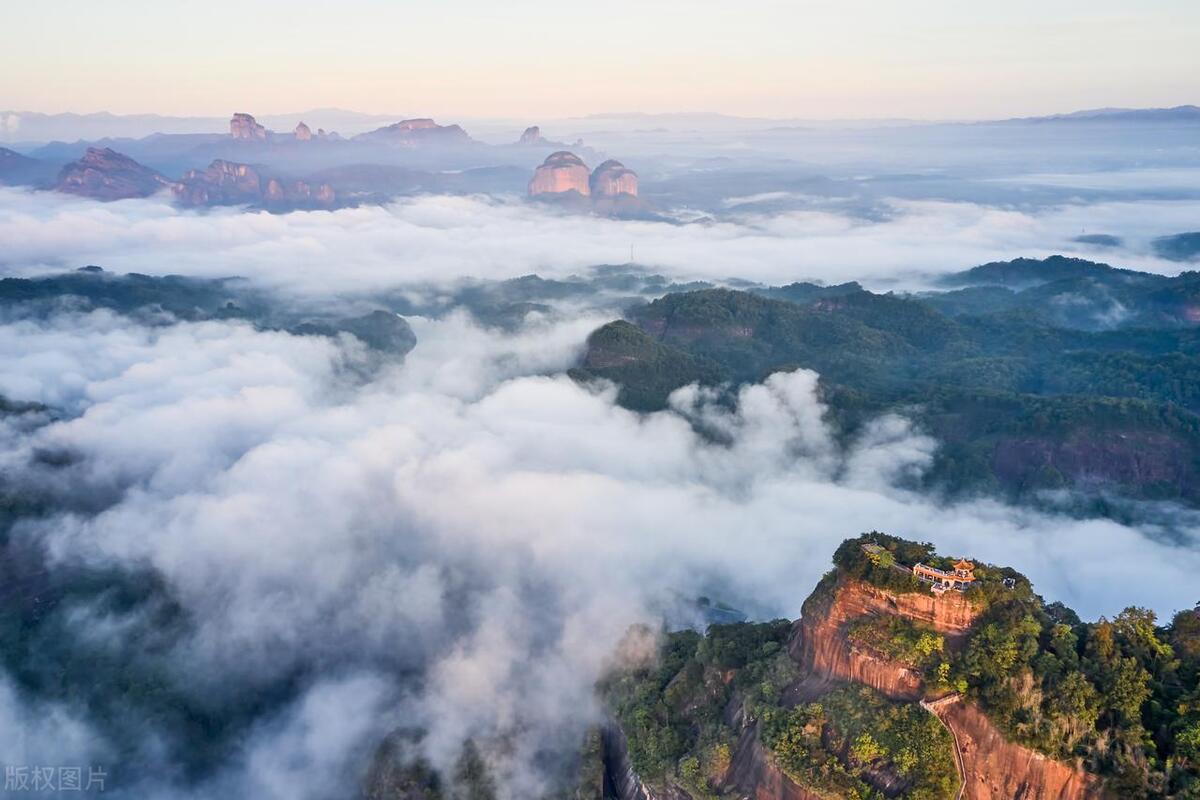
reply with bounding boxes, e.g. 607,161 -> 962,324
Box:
1,111 -> 607,208
999,105 -> 1200,124
0,108 -> 415,143
6,104 -> 1198,146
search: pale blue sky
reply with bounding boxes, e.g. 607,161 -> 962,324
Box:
4,0 -> 1198,118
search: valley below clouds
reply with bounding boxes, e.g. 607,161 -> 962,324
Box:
3,182 -> 1200,798
2,280 -> 1199,797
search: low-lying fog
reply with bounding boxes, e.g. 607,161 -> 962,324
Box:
2,187 -> 1198,295
2,139 -> 1199,798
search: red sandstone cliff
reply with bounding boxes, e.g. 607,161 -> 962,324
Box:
527,152 -> 657,217
596,570 -> 1106,800
788,575 -> 1105,799
528,151 -> 592,196
789,574 -> 977,699
723,721 -> 825,800
590,159 -> 639,197
930,698 -> 1104,800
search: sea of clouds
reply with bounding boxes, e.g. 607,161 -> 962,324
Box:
2,188 -> 1199,798
2,187 -> 1199,295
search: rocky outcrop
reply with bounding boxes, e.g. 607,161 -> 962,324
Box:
790,575 -> 978,700
794,624 -> 925,701
174,159 -> 335,209
599,680 -> 823,800
724,724 -> 824,800
294,121 -> 312,141
354,118 -> 473,147
516,125 -> 578,150
175,159 -> 261,203
787,574 -> 1104,800
55,147 -> 176,200
230,112 -> 268,140
528,152 -> 658,218
528,151 -> 591,196
314,182 -> 335,204
930,698 -> 1104,800
602,723 -> 694,800
519,125 -> 544,145
590,159 -> 638,197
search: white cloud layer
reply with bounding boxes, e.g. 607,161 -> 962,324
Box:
2,183 -> 1200,798
2,188 -> 1198,296
2,309 -> 1199,798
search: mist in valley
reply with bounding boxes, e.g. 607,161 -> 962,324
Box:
2,110 -> 1200,798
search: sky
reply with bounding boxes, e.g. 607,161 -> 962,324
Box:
3,0 -> 1198,119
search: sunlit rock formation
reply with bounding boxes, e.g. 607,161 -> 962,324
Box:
174,159 -> 335,209
589,535 -> 1108,800
294,121 -> 312,141
55,147 -> 177,200
527,151 -> 591,196
229,112 -> 268,140
589,159 -> 638,197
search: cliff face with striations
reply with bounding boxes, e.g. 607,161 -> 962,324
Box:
790,574 -> 977,699
527,151 -> 657,218
603,708 -> 821,800
724,721 -> 825,800
804,574 -> 980,639
603,723 -> 693,800
528,151 -> 592,196
590,159 -> 639,197
786,574 -> 1105,800
598,562 -> 1106,800
930,699 -> 1103,800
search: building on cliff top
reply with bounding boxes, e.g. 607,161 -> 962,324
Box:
859,542 -> 976,595
913,559 -> 975,595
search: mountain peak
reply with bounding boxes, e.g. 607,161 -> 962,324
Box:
528,151 -> 590,196
230,112 -> 269,140
353,118 -> 473,146
56,147 -> 175,200
589,159 -> 638,197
